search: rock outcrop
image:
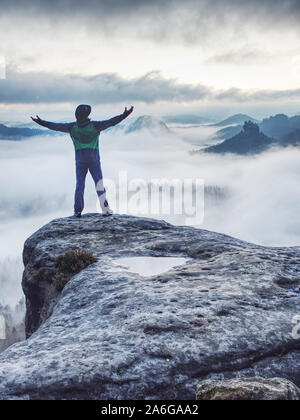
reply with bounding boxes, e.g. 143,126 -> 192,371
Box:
197,377 -> 300,400
0,214 -> 300,399
204,122 -> 276,155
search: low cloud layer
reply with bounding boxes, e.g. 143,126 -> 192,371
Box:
0,70 -> 211,104
2,123 -> 300,310
1,69 -> 300,105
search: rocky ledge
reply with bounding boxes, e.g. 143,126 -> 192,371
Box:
0,214 -> 300,400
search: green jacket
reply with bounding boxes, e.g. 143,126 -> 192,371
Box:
36,113 -> 127,151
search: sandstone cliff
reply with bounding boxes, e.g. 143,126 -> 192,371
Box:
0,214 -> 299,399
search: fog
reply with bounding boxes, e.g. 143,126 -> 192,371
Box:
1,122 -> 300,340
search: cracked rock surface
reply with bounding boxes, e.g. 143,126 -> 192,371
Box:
0,214 -> 300,399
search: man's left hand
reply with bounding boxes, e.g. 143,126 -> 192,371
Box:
31,115 -> 42,123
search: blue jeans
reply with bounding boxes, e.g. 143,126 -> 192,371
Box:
74,149 -> 108,214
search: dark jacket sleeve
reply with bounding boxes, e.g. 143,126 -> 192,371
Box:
35,119 -> 74,133
93,114 -> 127,132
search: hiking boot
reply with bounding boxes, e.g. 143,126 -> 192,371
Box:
74,212 -> 82,218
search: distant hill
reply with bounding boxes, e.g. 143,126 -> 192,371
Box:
215,125 -> 242,140
125,115 -> 170,135
0,123 -> 45,140
1,116 -> 171,139
260,114 -> 300,138
213,113 -> 300,145
211,114 -> 259,127
280,129 -> 300,147
203,121 -> 276,155
203,124 -> 300,155
4,122 -> 46,130
162,114 -> 210,125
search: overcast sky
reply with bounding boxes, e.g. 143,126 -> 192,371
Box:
0,0 -> 300,119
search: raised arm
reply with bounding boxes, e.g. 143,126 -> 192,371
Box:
31,115 -> 74,133
93,106 -> 134,132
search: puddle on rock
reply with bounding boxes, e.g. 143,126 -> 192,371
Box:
112,256 -> 189,277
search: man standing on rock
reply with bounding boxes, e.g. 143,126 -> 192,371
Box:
31,105 -> 134,217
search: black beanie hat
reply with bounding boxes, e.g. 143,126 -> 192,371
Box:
75,104 -> 92,122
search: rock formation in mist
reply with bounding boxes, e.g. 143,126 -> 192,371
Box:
0,214 -> 299,399
260,114 -> 300,139
204,121 -> 276,155
214,113 -> 300,144
208,120 -> 300,155
281,129 -> 300,147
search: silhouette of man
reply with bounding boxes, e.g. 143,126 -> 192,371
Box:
31,105 -> 134,217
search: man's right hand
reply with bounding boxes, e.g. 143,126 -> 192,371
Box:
123,106 -> 134,118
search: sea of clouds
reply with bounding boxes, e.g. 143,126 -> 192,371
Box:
1,122 -> 300,346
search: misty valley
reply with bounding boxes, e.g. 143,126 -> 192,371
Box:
1,111 -> 300,353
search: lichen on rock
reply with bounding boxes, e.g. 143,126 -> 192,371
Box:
197,377 -> 300,400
